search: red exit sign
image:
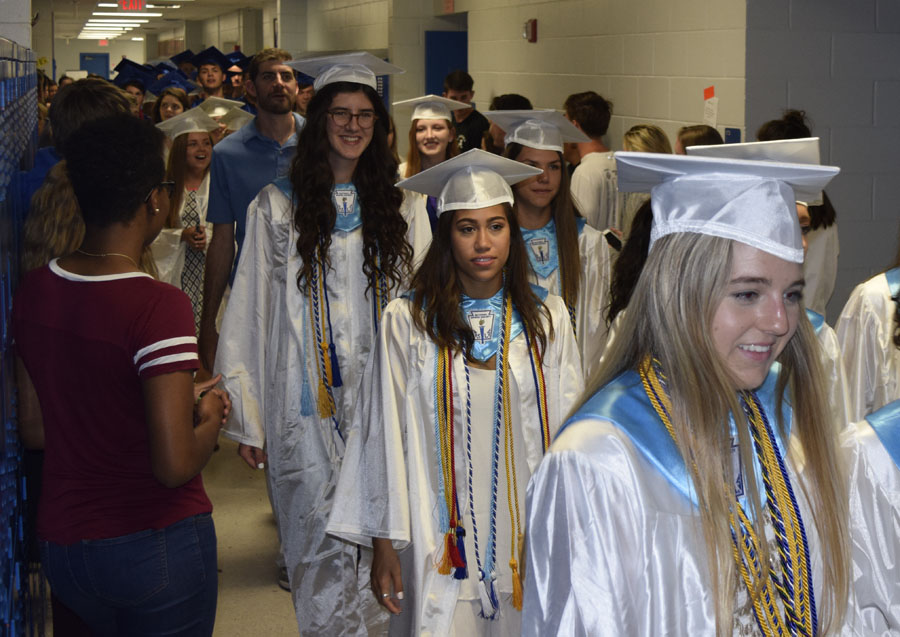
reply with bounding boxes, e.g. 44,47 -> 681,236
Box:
119,0 -> 146,9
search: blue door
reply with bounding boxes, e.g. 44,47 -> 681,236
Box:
425,31 -> 467,96
80,53 -> 110,79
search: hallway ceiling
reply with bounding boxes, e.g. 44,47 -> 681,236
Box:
52,0 -> 269,42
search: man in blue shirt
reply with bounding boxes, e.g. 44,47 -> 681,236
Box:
200,48 -> 303,371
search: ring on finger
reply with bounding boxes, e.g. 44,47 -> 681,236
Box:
381,593 -> 389,598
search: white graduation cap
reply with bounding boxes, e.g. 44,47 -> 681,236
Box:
287,52 -> 404,92
194,96 -> 246,119
483,109 -> 590,152
156,108 -> 220,139
397,148 -> 542,216
686,137 -> 824,205
219,107 -> 254,131
392,94 -> 470,121
615,151 -> 840,263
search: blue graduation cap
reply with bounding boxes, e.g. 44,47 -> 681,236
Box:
112,59 -> 156,92
192,46 -> 230,72
149,70 -> 198,95
152,59 -> 177,74
296,72 -> 314,87
170,49 -> 195,67
226,50 -> 250,71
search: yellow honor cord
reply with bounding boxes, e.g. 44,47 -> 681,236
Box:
639,357 -> 815,637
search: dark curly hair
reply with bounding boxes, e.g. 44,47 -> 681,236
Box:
64,115 -> 165,228
410,203 -> 550,360
290,81 -> 413,296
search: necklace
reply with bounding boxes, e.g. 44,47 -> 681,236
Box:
639,357 -> 816,637
76,248 -> 139,269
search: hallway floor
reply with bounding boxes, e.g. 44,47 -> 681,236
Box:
204,437 -> 298,636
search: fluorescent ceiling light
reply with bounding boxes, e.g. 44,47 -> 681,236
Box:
88,18 -> 148,22
96,3 -> 119,6
132,37 -> 145,41
93,11 -> 163,16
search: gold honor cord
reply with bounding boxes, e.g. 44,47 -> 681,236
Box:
639,357 -> 816,637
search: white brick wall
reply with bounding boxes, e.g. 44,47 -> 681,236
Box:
746,0 -> 900,320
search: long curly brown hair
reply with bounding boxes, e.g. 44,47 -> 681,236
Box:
410,203 -> 550,360
290,82 -> 412,296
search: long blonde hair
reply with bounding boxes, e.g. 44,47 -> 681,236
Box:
578,232 -> 849,635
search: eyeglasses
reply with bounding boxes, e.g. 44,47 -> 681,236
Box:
144,180 -> 176,203
327,109 -> 377,129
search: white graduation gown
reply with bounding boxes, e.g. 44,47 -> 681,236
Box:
523,383 -> 900,636
327,294 -> 584,636
529,224 -> 612,379
811,312 -> 852,432
803,223 -> 839,317
215,183 -> 430,636
835,272 -> 900,422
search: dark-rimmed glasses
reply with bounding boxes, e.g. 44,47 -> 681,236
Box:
327,109 -> 377,129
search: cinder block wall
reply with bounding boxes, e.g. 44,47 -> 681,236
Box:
457,0 -> 747,151
746,0 -> 900,319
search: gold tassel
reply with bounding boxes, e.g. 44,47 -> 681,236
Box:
437,532 -> 453,575
510,558 -> 524,610
317,380 -> 334,418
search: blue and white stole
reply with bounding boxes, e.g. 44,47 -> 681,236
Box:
558,365 -> 791,511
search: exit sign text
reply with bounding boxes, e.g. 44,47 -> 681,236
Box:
119,0 -> 146,9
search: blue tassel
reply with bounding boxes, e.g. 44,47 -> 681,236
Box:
300,377 -> 315,416
453,526 -> 468,580
329,343 -> 343,387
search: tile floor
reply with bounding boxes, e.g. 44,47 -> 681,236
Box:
204,438 -> 298,636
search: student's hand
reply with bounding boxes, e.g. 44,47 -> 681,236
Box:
194,374 -> 230,423
237,443 -> 267,470
372,538 -> 404,614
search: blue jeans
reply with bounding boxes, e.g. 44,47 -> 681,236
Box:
40,513 -> 218,637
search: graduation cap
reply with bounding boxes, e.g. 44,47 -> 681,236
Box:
191,46 -> 230,72
615,151 -> 840,263
397,148 -> 542,216
149,70 -> 198,95
194,96 -> 246,118
112,58 -> 156,92
686,137 -> 825,205
170,49 -> 195,66
156,108 -> 220,140
149,58 -> 177,74
296,72 -> 315,87
225,51 -> 250,70
393,95 -> 470,121
287,52 -> 403,92
483,109 -> 589,152
219,107 -> 254,131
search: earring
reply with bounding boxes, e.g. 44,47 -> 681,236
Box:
154,208 -> 160,213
